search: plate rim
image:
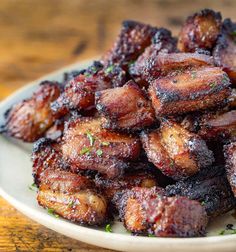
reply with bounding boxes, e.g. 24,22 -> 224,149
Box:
0,59 -> 236,251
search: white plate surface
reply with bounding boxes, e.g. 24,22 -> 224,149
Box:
0,60 -> 236,252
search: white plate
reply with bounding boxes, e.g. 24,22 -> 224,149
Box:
0,60 -> 236,252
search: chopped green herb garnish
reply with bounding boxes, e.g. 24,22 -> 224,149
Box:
96,149 -> 103,156
128,60 -> 135,67
47,208 -> 59,218
148,234 -> 156,237
28,183 -> 37,191
101,141 -> 110,146
219,230 -> 225,235
84,72 -> 92,77
105,65 -> 114,74
86,131 -> 95,146
105,224 -> 112,233
231,30 -> 236,36
170,160 -> 174,167
80,147 -> 90,155
191,71 -> 197,79
209,82 -> 216,88
68,200 -> 75,208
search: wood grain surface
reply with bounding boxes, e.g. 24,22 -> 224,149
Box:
0,0 -> 235,251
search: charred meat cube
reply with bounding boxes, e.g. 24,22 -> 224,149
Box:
61,117 -> 141,178
140,120 -> 214,180
224,142 -> 236,197
129,28 -> 177,86
198,110 -> 236,140
114,187 -> 208,237
2,81 -> 61,142
149,66 -> 231,116
166,165 -> 236,217
213,19 -> 236,85
136,52 -> 213,85
95,81 -> 155,131
94,170 -> 157,201
102,20 -> 157,68
37,169 -> 108,225
32,138 -> 69,186
51,62 -> 127,118
178,9 -> 222,52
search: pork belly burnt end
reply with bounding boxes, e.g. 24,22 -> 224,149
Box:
129,28 -> 177,86
51,62 -> 127,118
213,19 -> 236,84
166,165 -> 236,217
95,81 -> 155,131
94,170 -> 157,201
32,138 -> 69,186
37,169 -> 108,225
140,120 -> 214,180
224,142 -> 236,197
178,9 -> 222,52
114,187 -> 208,237
61,117 -> 141,178
136,52 -> 213,85
198,110 -> 236,140
149,66 -> 231,116
102,20 -> 157,68
2,81 -> 61,142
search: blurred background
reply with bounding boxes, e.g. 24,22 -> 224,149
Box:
0,0 -> 235,251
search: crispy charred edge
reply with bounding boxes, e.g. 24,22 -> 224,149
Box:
198,110 -> 236,141
38,169 -> 109,226
144,196 -> 208,237
95,81 -> 155,132
102,20 -> 158,68
112,187 -> 165,234
141,52 -> 214,84
178,9 -> 222,52
166,165 -> 236,217
129,28 -> 178,86
149,67 -> 231,116
213,18 -> 236,83
32,138 -> 69,186
224,142 -> 236,197
94,170 -> 157,201
2,81 -> 61,142
140,120 -> 214,180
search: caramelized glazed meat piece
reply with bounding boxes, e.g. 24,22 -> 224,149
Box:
129,28 -> 177,86
149,66 -> 231,116
38,169 -> 108,225
140,120 -> 214,180
102,20 -> 157,68
2,81 -> 61,142
61,117 -> 141,178
51,62 -> 127,118
115,187 -> 208,237
224,142 -> 236,197
178,9 -> 222,52
213,19 -> 236,84
137,52 -> 213,84
166,166 -> 236,216
32,138 -> 69,186
198,110 -> 236,140
95,81 -> 155,131
94,170 -> 157,200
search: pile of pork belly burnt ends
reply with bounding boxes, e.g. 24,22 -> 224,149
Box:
2,9 -> 236,237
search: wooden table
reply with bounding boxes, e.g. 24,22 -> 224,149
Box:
0,0 -> 235,251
